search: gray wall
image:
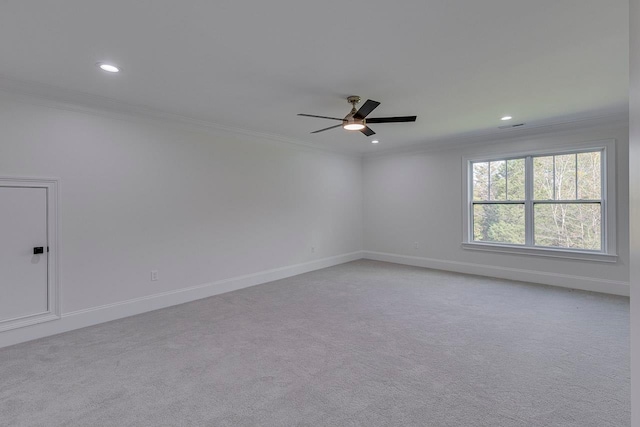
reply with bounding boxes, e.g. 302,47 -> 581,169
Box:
0,93 -> 363,315
363,121 -> 629,294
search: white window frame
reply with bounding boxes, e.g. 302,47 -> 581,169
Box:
462,139 -> 617,263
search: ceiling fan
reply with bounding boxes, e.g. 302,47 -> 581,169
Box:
298,96 -> 417,137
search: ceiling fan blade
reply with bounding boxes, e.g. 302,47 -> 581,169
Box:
366,116 -> 417,123
298,113 -> 345,121
311,124 -> 343,134
360,126 -> 376,136
353,99 -> 381,119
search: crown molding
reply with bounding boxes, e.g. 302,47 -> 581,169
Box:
363,111 -> 629,158
0,74 -> 628,161
0,74 -> 359,158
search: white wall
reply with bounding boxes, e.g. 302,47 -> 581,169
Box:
630,0 -> 639,424
0,93 -> 363,346
0,88 -> 632,351
363,120 -> 629,295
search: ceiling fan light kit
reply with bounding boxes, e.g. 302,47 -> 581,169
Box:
298,96 -> 417,137
343,118 -> 365,131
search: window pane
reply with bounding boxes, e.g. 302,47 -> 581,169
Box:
554,154 -> 577,200
577,151 -> 602,200
533,156 -> 554,200
534,203 -> 601,250
506,158 -> 525,200
489,160 -> 506,200
473,203 -> 525,244
472,162 -> 489,201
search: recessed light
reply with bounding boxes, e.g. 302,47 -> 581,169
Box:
501,116 -> 513,121
371,140 -> 379,144
97,63 -> 120,73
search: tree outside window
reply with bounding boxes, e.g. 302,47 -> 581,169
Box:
471,149 -> 603,251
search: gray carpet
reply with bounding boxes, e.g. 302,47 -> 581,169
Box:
0,260 -> 630,426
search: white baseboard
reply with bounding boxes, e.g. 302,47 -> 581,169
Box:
363,251 -> 630,297
3,249 -> 628,349
0,251 -> 364,349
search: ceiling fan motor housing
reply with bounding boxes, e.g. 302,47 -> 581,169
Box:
298,96 -> 417,136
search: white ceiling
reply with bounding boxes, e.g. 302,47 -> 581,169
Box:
0,0 -> 629,154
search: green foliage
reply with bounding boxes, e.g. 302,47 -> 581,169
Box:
474,204 -> 525,244
506,159 -> 525,200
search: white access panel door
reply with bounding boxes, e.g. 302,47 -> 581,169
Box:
0,186 -> 48,322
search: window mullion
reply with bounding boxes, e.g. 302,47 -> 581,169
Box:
575,153 -> 578,200
488,161 -> 491,201
601,148 -> 606,253
469,162 -> 474,242
552,155 -> 556,200
525,156 -> 534,246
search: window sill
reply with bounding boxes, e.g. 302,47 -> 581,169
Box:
461,242 -> 618,263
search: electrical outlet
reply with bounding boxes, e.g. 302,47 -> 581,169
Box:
414,242 -> 419,249
311,246 -> 316,253
151,270 -> 159,281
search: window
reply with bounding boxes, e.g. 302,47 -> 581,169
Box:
463,141 -> 616,261
472,158 -> 526,245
